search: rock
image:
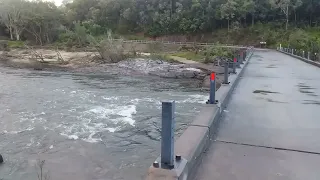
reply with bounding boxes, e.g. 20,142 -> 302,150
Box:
0,154 -> 3,163
34,67 -> 43,71
181,70 -> 196,78
117,58 -> 206,79
202,75 -> 211,88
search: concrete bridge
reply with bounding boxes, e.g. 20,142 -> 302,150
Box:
147,48 -> 320,180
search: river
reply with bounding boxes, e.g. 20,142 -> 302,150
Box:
0,65 -> 207,180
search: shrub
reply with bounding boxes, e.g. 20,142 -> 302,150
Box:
88,30 -> 125,63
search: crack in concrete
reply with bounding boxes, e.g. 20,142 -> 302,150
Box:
215,139 -> 320,155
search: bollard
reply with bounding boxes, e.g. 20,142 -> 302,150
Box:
223,62 -> 229,84
232,57 -> 237,74
302,51 -> 305,58
292,49 -> 294,55
315,53 -> 317,61
308,52 -> 310,60
240,52 -> 244,64
0,154 -> 3,164
236,55 -> 240,68
161,101 -> 175,169
209,73 -> 217,104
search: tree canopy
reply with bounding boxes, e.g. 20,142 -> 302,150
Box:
0,0 -> 320,44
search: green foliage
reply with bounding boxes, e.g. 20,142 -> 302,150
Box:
1,0 -> 320,48
205,44 -> 234,59
7,41 -> 24,48
171,43 -> 234,63
171,51 -> 205,61
149,54 -> 179,63
57,23 -> 90,47
88,31 -> 126,63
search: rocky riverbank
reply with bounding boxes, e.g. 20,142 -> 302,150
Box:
0,49 -> 228,89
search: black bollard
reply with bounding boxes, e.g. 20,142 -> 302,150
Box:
223,62 -> 230,84
236,55 -> 241,68
240,52 -> 244,64
244,50 -> 247,61
232,57 -> 237,74
0,154 -> 3,164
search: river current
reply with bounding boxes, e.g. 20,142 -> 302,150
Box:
0,66 -> 207,180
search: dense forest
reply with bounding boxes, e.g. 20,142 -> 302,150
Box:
0,0 -> 320,50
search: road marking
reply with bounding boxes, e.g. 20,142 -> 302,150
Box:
215,140 -> 320,155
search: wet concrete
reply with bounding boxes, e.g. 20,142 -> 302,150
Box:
194,50 -> 320,180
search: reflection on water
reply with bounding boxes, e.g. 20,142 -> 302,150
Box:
0,66 -> 207,180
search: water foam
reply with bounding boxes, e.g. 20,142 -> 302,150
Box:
89,105 -> 137,126
58,104 -> 136,143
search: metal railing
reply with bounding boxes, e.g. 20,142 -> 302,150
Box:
278,46 -> 319,62
112,39 -> 244,48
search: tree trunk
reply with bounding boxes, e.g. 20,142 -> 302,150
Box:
251,14 -> 254,27
285,6 -> 289,31
46,33 -> 50,44
227,19 -> 230,32
9,27 -> 13,40
15,29 -> 20,41
286,14 -> 289,31
294,10 -> 297,25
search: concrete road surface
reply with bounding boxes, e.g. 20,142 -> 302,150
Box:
194,50 -> 320,180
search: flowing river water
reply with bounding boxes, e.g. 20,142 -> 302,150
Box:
0,65 -> 208,180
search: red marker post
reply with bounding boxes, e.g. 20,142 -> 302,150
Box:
209,73 -> 216,104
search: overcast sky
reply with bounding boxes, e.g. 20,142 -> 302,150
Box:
53,0 -> 62,6
42,0 -> 62,6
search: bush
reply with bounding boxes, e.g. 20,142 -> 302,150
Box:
88,30 -> 126,63
205,43 -> 234,59
57,23 -> 89,47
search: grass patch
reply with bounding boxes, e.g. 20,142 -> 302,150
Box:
8,41 -> 25,48
170,51 -> 205,61
149,54 -> 180,63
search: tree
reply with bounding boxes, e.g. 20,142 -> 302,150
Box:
270,0 -> 291,30
220,0 -> 237,31
23,1 -> 62,45
291,0 -> 302,24
0,0 -> 26,40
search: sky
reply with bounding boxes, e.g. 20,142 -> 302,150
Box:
52,0 -> 62,6
40,0 -> 63,6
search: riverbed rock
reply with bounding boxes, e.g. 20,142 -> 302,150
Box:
117,58 -> 207,79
